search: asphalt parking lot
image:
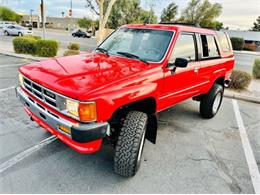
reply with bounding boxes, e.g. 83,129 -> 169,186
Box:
0,54 -> 259,193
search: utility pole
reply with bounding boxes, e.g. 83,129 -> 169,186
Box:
69,0 -> 73,30
40,0 -> 46,39
30,9 -> 34,25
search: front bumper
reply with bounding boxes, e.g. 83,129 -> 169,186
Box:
16,86 -> 108,153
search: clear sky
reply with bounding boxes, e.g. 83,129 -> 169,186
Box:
1,0 -> 259,30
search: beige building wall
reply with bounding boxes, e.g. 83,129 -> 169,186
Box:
20,15 -> 79,30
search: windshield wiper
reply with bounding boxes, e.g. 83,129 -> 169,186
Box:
95,47 -> 109,56
117,51 -> 149,65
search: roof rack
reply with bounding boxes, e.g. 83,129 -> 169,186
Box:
159,22 -> 201,28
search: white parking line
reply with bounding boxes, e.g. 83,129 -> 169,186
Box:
232,99 -> 260,194
0,135 -> 57,174
0,64 -> 23,68
0,86 -> 15,92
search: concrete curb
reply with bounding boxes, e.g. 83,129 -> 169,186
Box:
224,92 -> 260,104
0,50 -> 48,61
234,50 -> 260,56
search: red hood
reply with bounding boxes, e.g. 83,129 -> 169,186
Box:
19,52 -> 148,100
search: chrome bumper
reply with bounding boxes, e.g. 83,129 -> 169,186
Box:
16,86 -> 108,143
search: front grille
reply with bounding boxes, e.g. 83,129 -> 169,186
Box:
23,77 -> 58,109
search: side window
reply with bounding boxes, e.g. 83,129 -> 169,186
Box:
170,33 -> 196,63
200,34 -> 220,58
216,31 -> 231,52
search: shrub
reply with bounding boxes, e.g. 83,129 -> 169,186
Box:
253,58 -> 260,79
243,47 -> 255,51
230,70 -> 252,90
13,36 -> 37,55
35,39 -> 59,57
63,50 -> 80,56
230,37 -> 244,50
68,42 -> 80,50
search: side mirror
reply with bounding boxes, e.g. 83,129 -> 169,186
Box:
174,58 -> 188,68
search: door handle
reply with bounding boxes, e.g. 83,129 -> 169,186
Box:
194,67 -> 199,73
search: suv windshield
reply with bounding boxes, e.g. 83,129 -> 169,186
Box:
98,28 -> 174,62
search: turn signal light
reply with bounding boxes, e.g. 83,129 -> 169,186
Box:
79,103 -> 97,122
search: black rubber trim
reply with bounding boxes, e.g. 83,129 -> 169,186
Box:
71,122 -> 108,143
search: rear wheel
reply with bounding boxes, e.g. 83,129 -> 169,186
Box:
114,111 -> 148,177
200,83 -> 224,118
4,31 -> 9,36
72,33 -> 76,37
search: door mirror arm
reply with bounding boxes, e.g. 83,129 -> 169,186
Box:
165,63 -> 177,74
166,58 -> 188,74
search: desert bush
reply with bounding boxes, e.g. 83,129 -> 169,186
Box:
230,37 -> 244,50
63,50 -> 80,56
253,58 -> 260,79
67,42 -> 80,50
230,70 -> 252,90
13,36 -> 37,54
35,39 -> 59,57
243,47 -> 255,51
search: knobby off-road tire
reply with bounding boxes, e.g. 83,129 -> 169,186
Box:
200,83 -> 224,119
114,111 -> 148,177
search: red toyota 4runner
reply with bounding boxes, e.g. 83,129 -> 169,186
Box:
16,23 -> 234,177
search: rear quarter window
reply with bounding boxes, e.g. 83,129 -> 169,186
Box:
216,31 -> 231,52
200,34 -> 220,58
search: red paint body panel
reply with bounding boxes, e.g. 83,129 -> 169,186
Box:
18,24 -> 235,153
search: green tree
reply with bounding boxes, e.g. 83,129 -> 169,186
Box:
107,0 -> 141,29
251,16 -> 260,31
160,2 -> 178,23
0,6 -> 20,22
85,0 -> 117,43
78,17 -> 92,29
180,0 -> 222,28
107,0 -> 157,29
208,21 -> 223,30
135,9 -> 157,24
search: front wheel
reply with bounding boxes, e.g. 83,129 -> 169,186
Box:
200,83 -> 224,119
114,111 -> 148,177
18,32 -> 23,36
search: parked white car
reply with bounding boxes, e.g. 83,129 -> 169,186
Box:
3,25 -> 33,36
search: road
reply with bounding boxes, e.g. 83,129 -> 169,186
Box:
234,51 -> 260,73
0,54 -> 259,193
0,28 -> 97,53
0,28 -> 260,72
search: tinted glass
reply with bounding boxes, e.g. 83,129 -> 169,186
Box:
99,28 -> 174,62
216,31 -> 231,52
201,35 -> 219,58
170,33 -> 196,63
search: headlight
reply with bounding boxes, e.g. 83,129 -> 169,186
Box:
18,73 -> 24,87
65,99 -> 97,122
66,99 -> 79,117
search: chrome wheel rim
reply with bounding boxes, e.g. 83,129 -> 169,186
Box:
213,92 -> 222,114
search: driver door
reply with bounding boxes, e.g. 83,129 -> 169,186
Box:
159,32 -> 201,109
